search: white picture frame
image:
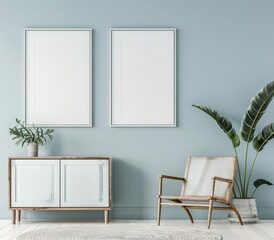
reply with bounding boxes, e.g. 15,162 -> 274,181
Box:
110,28 -> 176,127
25,28 -> 92,127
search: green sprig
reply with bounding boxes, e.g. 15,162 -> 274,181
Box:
9,119 -> 54,147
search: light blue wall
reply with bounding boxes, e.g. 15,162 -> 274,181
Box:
0,0 -> 274,221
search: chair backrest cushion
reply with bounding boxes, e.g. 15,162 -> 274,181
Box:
181,156 -> 236,199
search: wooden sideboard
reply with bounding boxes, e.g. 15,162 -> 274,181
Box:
8,156 -> 112,224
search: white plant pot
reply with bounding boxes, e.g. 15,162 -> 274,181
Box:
228,198 -> 258,223
27,143 -> 39,157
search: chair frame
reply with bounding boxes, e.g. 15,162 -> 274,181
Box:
157,156 -> 243,228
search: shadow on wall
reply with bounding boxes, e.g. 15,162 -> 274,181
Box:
40,133 -> 62,156
112,158 -> 146,219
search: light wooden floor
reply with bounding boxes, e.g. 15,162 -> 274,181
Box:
0,219 -> 274,240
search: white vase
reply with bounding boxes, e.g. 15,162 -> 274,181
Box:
228,198 -> 258,223
27,143 -> 39,157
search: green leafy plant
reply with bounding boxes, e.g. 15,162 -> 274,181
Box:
9,119 -> 54,146
192,81 -> 274,198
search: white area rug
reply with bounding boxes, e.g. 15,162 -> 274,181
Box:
17,225 -> 222,240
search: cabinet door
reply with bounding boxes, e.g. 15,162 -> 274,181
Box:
61,160 -> 109,207
11,160 -> 60,207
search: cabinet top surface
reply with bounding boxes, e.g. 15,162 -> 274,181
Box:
9,156 -> 112,160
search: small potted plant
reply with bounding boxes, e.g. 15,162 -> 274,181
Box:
192,81 -> 274,223
9,119 -> 54,156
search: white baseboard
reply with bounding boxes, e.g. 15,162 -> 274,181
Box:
1,207 -> 274,220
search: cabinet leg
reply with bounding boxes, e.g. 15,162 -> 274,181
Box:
12,210 -> 16,224
17,210 -> 21,222
104,210 -> 109,224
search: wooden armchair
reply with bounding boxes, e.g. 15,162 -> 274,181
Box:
157,156 -> 243,228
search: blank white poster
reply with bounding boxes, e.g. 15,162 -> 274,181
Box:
25,29 -> 92,127
110,29 -> 176,127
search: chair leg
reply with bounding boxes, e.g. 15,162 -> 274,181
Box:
183,207 -> 194,223
157,197 -> 162,226
230,203 -> 243,226
207,199 -> 213,229
171,200 -> 194,223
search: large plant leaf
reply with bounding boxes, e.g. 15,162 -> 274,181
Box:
192,104 -> 240,147
254,179 -> 273,188
253,123 -> 274,151
251,178 -> 273,197
240,81 -> 274,143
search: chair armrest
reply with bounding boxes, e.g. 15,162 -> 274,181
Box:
212,176 -> 232,184
159,175 -> 186,181
210,177 -> 233,201
158,175 -> 186,197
